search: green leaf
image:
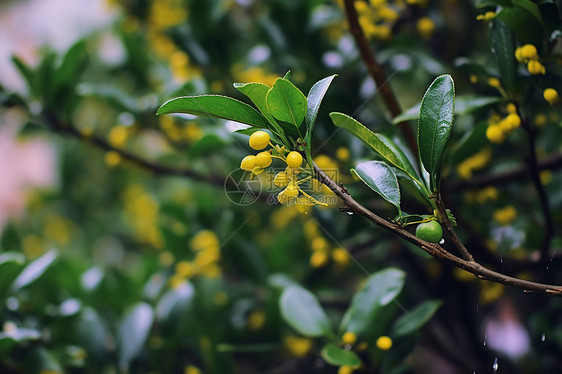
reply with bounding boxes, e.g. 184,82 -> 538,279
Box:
451,122 -> 488,165
266,78 -> 307,129
330,113 -> 409,176
11,250 -> 58,292
117,302 -> 154,369
321,343 -> 362,368
306,74 -> 337,132
0,252 -> 24,301
234,82 -> 273,119
54,40 -> 87,91
490,20 -> 517,94
234,82 -> 287,141
418,75 -> 455,191
391,300 -> 442,337
76,307 -> 109,363
495,7 -> 544,45
157,95 -> 271,128
11,56 -> 37,95
280,286 -> 331,337
392,96 -> 499,125
352,161 -> 400,213
340,268 -> 405,335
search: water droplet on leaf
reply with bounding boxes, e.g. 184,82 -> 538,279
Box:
492,357 -> 498,373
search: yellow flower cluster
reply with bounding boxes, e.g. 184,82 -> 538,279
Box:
354,0 -> 396,41
123,185 -> 164,249
515,44 -> 546,75
486,112 -> 521,144
284,334 -> 313,357
493,205 -> 517,226
143,1 -> 202,82
465,186 -> 499,204
241,131 -> 327,211
305,220 -> 351,270
159,116 -> 203,144
169,230 -> 222,288
456,147 -> 492,180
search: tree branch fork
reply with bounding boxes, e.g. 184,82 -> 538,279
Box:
313,164 -> 562,296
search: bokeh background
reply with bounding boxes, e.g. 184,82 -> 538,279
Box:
1,0 -> 562,373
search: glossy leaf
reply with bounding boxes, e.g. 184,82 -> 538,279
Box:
234,82 -> 275,122
353,161 -> 400,212
331,113 -> 410,176
11,56 -> 37,95
76,307 -> 109,363
391,300 -> 442,337
54,40 -> 87,90
321,343 -> 362,368
157,95 -> 270,128
495,6 -> 544,45
490,20 -> 516,94
306,74 -> 337,132
11,250 -> 58,292
280,285 -> 331,337
266,78 -> 307,129
340,268 -> 406,334
418,75 -> 455,191
156,282 -> 195,333
117,302 -> 154,369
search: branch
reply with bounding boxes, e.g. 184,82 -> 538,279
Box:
521,118 -> 554,261
342,0 -> 418,155
42,111 -> 239,191
434,194 -> 473,261
313,164 -> 562,296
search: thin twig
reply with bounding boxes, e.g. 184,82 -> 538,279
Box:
434,193 -> 474,261
342,0 -> 418,155
521,117 -> 554,261
313,163 -> 562,296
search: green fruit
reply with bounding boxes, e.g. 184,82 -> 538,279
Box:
415,220 -> 443,243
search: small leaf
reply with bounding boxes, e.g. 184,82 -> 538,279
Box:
353,161 -> 400,212
340,268 -> 405,335
54,40 -> 87,91
11,56 -> 37,95
11,250 -> 58,292
155,282 -> 194,334
234,82 -> 275,122
418,75 -> 455,191
280,286 -> 331,337
266,78 -> 307,129
76,307 -> 109,363
306,74 -> 337,132
157,95 -> 271,128
330,113 -> 407,174
391,300 -> 442,337
117,302 -> 154,370
321,343 -> 362,368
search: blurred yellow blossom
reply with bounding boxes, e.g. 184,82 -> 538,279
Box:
284,335 -> 312,357
376,335 -> 393,350
493,206 -> 517,226
456,147 -> 491,179
416,17 -> 435,40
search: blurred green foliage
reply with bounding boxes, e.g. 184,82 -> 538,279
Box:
1,0 -> 562,373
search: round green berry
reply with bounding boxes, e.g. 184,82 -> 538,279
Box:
240,155 -> 256,171
286,151 -> 303,168
249,131 -> 270,150
255,151 -> 272,167
415,220 -> 443,243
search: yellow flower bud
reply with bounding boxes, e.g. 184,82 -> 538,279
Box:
543,88 -> 559,105
527,60 -> 545,75
486,125 -> 505,144
376,335 -> 393,350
